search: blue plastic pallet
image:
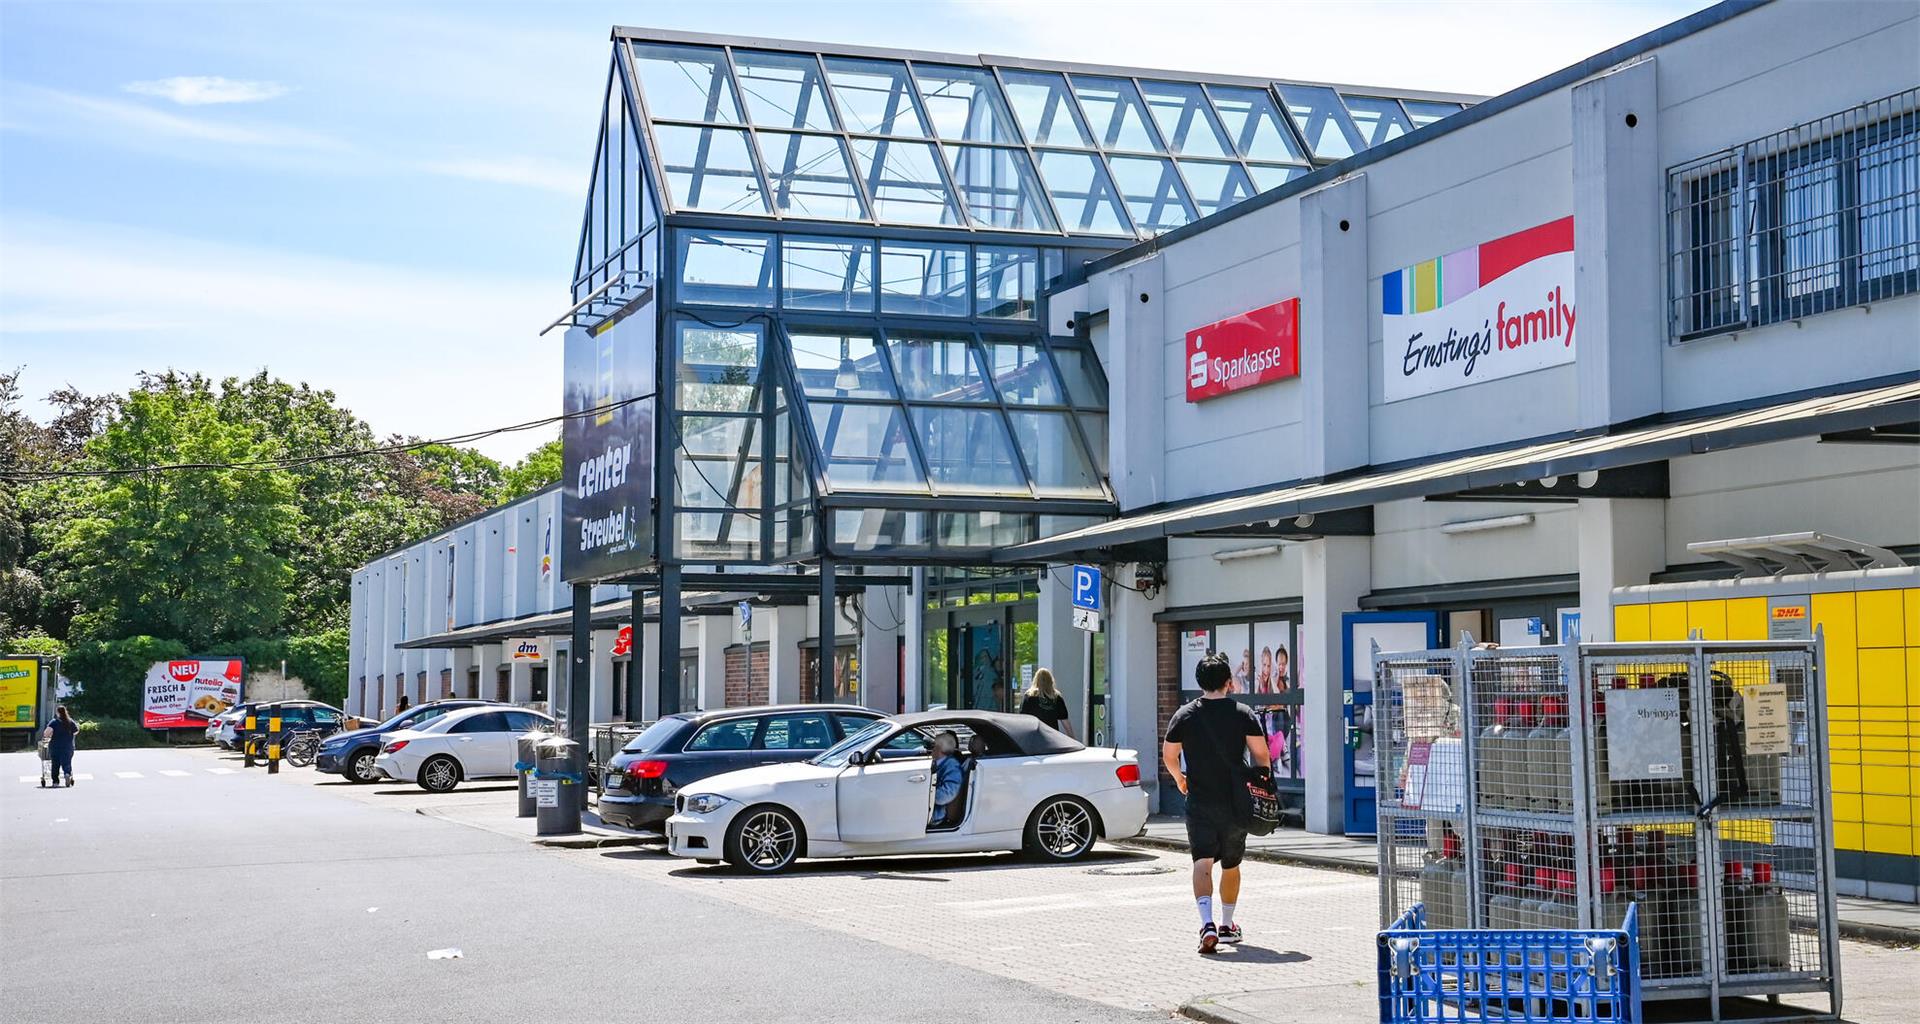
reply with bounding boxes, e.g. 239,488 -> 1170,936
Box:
1378,904 -> 1642,1023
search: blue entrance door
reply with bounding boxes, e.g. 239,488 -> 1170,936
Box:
1340,611 -> 1441,835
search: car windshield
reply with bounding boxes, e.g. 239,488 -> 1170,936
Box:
621,718 -> 686,754
810,719 -> 893,767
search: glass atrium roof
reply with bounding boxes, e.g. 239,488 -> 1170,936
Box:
615,27 -> 1477,240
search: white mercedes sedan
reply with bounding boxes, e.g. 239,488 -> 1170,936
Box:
373,706 -> 553,792
664,711 -> 1148,873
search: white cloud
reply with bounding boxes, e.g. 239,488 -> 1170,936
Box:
0,216 -> 566,461
418,156 -> 582,195
9,84 -> 345,151
125,75 -> 289,106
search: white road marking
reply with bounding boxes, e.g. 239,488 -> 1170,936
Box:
205,767 -> 236,775
159,770 -> 191,777
17,775 -> 37,783
72,773 -> 93,781
115,771 -> 144,779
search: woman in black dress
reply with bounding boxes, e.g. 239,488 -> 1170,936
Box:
1018,668 -> 1073,739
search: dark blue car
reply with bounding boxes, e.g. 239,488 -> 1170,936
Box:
315,699 -> 505,782
599,705 -> 882,831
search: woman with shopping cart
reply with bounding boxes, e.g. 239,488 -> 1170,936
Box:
42,705 -> 78,787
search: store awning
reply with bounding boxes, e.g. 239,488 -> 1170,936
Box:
998,377 -> 1920,564
395,597 -> 654,650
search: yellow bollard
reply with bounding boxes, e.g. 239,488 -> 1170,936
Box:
243,714 -> 258,767
267,716 -> 283,775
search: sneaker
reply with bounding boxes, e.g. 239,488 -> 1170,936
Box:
1218,923 -> 1244,945
1197,923 -> 1219,955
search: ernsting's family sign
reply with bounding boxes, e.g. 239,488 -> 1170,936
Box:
1380,216 -> 1575,402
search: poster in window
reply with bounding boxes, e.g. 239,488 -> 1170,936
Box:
1179,629 -> 1210,693
1253,620 -> 1299,780
1214,623 -> 1251,692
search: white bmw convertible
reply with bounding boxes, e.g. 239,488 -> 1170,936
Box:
664,710 -> 1149,873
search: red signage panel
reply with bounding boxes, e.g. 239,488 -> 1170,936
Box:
1185,297 -> 1301,402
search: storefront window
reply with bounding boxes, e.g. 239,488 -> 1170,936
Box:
1179,618 -> 1304,783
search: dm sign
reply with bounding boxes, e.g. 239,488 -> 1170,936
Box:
1380,216 -> 1575,402
1185,297 -> 1300,402
562,312 -> 656,582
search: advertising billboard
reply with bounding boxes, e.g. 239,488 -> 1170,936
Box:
142,659 -> 245,729
562,311 -> 655,582
1380,216 -> 1575,402
1185,297 -> 1300,402
0,658 -> 41,730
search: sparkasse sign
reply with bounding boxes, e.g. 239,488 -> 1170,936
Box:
1185,297 -> 1300,402
1380,216 -> 1575,402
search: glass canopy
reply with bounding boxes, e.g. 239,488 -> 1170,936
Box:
620,34 -> 1470,240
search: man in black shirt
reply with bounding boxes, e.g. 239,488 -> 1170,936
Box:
1163,652 -> 1270,954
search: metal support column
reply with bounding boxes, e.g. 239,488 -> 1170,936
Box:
657,565 -> 681,716
627,587 -> 646,722
818,557 -> 837,704
568,583 -> 592,820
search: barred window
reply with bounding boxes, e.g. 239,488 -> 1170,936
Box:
1668,88 -> 1918,340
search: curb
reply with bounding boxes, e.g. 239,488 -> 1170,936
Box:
1117,838 -> 1920,947
1176,998 -> 1260,1024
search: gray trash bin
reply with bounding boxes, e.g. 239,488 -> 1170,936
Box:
515,728 -> 547,819
533,735 -> 582,837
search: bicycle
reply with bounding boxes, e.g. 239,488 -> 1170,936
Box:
284,730 -> 322,768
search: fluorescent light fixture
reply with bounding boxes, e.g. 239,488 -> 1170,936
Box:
1439,513 -> 1535,536
1212,544 -> 1284,563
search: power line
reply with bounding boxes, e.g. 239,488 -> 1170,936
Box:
0,393 -> 656,482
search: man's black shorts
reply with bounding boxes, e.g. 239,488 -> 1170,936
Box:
1185,807 -> 1248,869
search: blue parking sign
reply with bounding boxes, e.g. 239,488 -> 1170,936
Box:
1070,565 -> 1101,611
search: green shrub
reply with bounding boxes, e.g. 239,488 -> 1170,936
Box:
76,717 -> 168,749
285,628 -> 349,707
62,636 -> 190,720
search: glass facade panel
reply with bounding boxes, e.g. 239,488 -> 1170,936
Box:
731,50 -> 837,131
886,333 -> 993,401
1049,345 -> 1108,406
1342,95 -> 1413,146
943,145 -> 1056,231
1074,411 -> 1109,475
932,510 -> 1037,548
910,407 -> 1024,493
653,124 -> 768,213
979,338 -> 1062,402
1071,76 -> 1163,152
755,132 -> 867,221
914,65 -> 1020,144
1138,80 -> 1234,158
975,248 -> 1041,320
1000,70 -> 1093,147
1006,410 -> 1101,496
808,402 -> 924,491
788,330 -> 895,398
824,58 -> 930,136
1033,149 -> 1132,236
1401,99 -> 1464,129
676,322 -> 763,412
677,417 -> 762,507
879,241 -> 970,316
1106,154 -> 1194,232
835,508 -> 924,553
1247,162 -> 1309,192
782,235 -> 876,312
1178,159 -> 1256,219
848,137 -> 963,225
677,230 -> 776,307
1279,85 -> 1364,160
1209,85 -> 1307,163
629,43 -> 744,124
677,510 -> 761,561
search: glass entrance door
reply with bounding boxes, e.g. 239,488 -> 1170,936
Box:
1341,611 -> 1441,835
956,620 -> 1006,711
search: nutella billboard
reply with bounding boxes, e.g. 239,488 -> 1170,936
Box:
142,658 -> 245,729
1185,297 -> 1300,402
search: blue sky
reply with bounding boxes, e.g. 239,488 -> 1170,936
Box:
0,0 -> 1711,461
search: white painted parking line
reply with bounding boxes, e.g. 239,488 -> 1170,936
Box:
115,771 -> 144,779
159,769 -> 191,777
18,775 -> 38,783
72,773 -> 92,781
205,767 -> 236,775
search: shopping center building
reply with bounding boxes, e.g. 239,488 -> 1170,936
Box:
349,0 -> 1920,899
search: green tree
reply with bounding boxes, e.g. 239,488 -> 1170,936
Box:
499,437 -> 563,501
40,388 -> 300,648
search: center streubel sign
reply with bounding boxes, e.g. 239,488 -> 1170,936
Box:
1184,297 -> 1301,402
562,311 -> 656,582
1380,216 -> 1575,402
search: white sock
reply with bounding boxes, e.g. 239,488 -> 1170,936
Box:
1196,896 -> 1213,927
1221,903 -> 1237,929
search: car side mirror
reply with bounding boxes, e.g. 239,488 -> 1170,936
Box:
847,750 -> 867,767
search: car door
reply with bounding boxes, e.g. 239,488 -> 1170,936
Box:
447,712 -> 513,776
679,717 -> 764,782
836,729 -> 934,844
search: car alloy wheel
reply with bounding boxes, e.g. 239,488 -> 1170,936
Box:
420,756 -> 460,793
1030,797 -> 1096,860
348,750 -> 379,783
730,807 -> 800,873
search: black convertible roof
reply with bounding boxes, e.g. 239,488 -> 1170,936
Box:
888,710 -> 1086,756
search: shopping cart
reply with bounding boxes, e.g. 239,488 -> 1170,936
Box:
37,733 -> 53,788
1378,903 -> 1642,1024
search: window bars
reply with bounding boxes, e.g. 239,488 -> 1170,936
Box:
1667,87 -> 1919,341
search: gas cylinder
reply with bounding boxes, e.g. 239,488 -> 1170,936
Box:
1743,862 -> 1792,973
1488,859 -> 1527,929
1482,697 -> 1515,810
1419,827 -> 1467,929
1527,694 -> 1571,814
